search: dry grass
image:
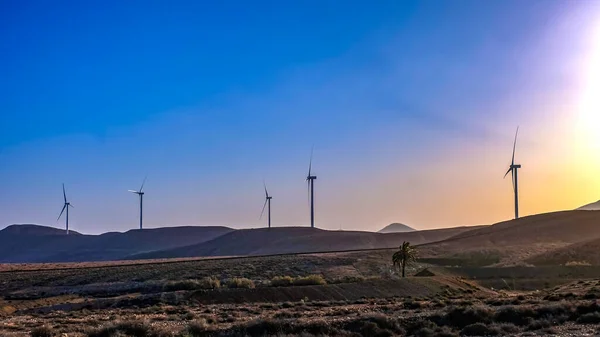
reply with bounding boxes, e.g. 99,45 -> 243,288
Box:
3,292 -> 600,337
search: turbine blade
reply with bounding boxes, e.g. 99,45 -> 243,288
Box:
69,204 -> 74,208
264,180 -> 268,198
128,190 -> 138,193
511,126 -> 519,165
260,199 -> 268,220
139,176 -> 147,192
503,167 -> 513,179
62,183 -> 67,203
308,146 -> 313,177
57,204 -> 66,221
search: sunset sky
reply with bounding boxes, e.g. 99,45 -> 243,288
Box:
1,0 -> 600,233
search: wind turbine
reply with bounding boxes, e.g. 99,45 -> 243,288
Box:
128,177 -> 146,230
504,127 -> 522,219
57,183 -> 73,235
260,182 -> 272,228
306,149 -> 317,228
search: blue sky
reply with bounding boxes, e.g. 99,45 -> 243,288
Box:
2,0 -> 600,233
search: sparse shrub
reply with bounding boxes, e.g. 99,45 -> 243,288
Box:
566,261 -> 591,266
404,299 -> 423,309
183,311 -> 196,321
496,323 -> 520,334
198,277 -> 221,290
343,314 -> 404,337
298,320 -> 336,335
414,327 -> 436,337
434,326 -> 460,337
187,319 -> 211,337
273,311 -> 295,319
460,323 -> 502,336
87,321 -> 152,337
444,306 -> 493,328
293,274 -> 327,286
575,301 -> 600,315
163,277 -> 220,291
536,302 -> 573,322
281,301 -> 295,308
31,326 -> 54,337
404,319 -> 438,336
577,312 -> 600,324
494,306 -> 534,326
330,275 -> 366,284
226,278 -> 255,289
163,279 -> 200,291
270,276 -> 294,287
526,319 -> 551,331
237,318 -> 292,336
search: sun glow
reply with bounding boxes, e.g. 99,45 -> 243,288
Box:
577,20 -> 600,151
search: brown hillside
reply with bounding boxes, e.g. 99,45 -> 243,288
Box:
527,236 -> 600,266
129,226 -> 482,259
418,211 -> 600,265
0,225 -> 234,263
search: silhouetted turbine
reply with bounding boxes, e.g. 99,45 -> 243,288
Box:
504,127 -> 522,219
57,183 -> 73,235
260,182 -> 272,228
128,177 -> 146,230
306,149 -> 317,228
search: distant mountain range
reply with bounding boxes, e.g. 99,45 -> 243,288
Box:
0,224 -> 233,263
378,223 -> 416,233
577,200 -> 600,211
128,226 -> 477,260
6,209 -> 600,265
0,223 -> 477,263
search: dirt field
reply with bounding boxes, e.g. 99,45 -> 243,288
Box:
2,279 -> 600,336
3,249 -> 600,336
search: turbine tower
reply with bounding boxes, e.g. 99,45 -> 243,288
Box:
128,177 -> 146,230
504,127 -> 522,219
57,183 -> 73,235
260,182 -> 272,228
306,149 -> 317,228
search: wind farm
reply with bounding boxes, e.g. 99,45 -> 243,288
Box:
5,126 -> 600,337
4,1 -> 600,336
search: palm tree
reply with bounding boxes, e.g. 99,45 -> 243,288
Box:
392,241 -> 417,278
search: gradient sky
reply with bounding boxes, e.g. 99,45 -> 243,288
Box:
2,0 -> 600,234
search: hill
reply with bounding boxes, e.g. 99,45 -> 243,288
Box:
418,210 -> 600,265
527,236 -> 600,266
1,224 -> 81,236
0,225 -> 234,263
129,226 -> 482,260
577,200 -> 600,211
378,223 -> 416,233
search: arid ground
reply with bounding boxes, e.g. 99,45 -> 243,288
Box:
3,247 -> 600,337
